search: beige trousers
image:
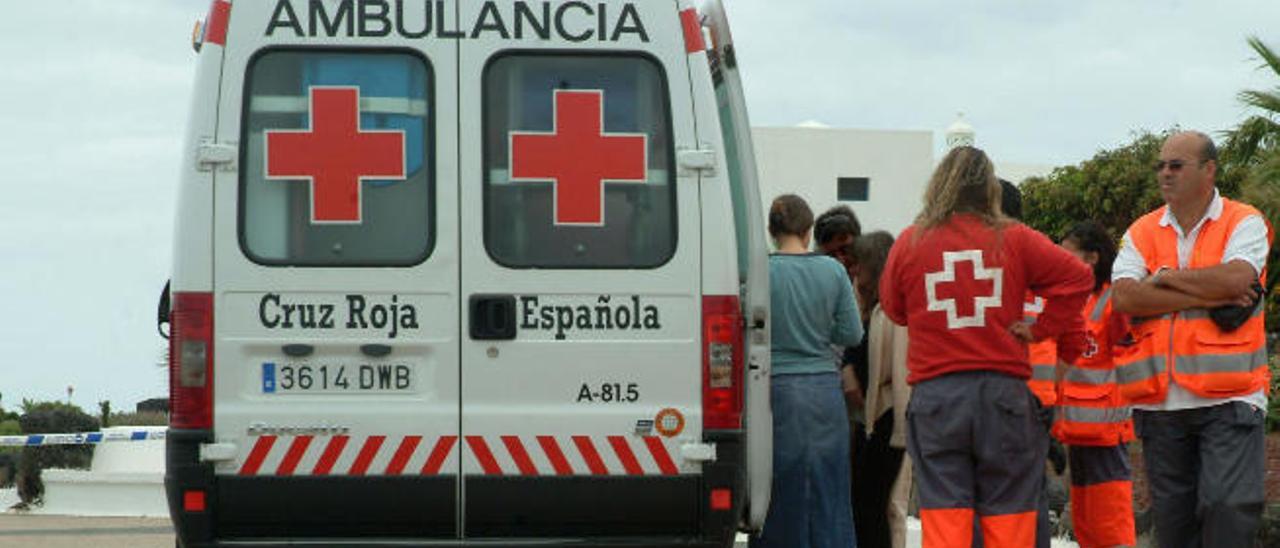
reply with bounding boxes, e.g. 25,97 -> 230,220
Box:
888,454 -> 912,548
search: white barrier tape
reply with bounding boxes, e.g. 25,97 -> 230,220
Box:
0,430 -> 166,447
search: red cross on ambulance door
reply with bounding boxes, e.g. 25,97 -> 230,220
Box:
264,86 -> 407,224
508,90 -> 648,227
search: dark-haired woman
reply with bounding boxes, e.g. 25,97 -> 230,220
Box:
879,147 -> 1093,548
845,231 -> 912,548
752,194 -> 862,548
1050,221 -> 1136,548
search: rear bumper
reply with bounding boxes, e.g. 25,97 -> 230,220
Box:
169,429 -> 743,548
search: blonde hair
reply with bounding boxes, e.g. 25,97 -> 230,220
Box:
915,146 -> 1007,230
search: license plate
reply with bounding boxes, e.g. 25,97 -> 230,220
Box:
262,363 -> 413,394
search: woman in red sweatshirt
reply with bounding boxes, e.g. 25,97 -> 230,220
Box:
878,146 -> 1092,548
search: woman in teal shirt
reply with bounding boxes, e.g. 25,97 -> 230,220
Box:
752,194 -> 863,548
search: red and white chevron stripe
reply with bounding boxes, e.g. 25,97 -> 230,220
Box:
236,434 -> 681,476
238,435 -> 458,477
464,435 -> 680,476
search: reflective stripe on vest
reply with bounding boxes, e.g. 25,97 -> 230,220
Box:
1175,347 -> 1269,376
1065,366 -> 1115,386
1115,354 -> 1166,385
1053,400 -> 1136,445
1055,405 -> 1131,425
1031,364 -> 1056,381
1088,288 -> 1111,323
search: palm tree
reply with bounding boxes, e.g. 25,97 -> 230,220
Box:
1223,36 -> 1280,165
1223,36 -> 1280,328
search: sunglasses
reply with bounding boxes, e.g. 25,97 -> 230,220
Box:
1152,159 -> 1207,173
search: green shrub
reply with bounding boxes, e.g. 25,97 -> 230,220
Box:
15,400 -> 100,506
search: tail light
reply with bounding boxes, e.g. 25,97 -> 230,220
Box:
702,295 -> 743,430
170,292 -> 214,429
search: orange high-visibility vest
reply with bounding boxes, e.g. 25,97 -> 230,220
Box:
1024,295 -> 1058,406
1114,198 -> 1272,404
1052,286 -> 1135,446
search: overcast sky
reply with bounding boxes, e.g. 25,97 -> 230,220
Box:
1,0 -> 1278,414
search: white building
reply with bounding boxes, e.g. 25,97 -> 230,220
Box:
752,116 -> 1054,237
752,125 -> 934,237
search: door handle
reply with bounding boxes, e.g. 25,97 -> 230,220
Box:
470,294 -> 516,341
360,344 -> 392,357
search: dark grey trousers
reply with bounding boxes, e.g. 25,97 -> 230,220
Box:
1135,401 -> 1266,548
971,415 -> 1053,548
908,371 -> 1049,546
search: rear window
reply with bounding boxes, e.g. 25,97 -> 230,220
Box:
482,53 -> 676,269
240,49 -> 434,266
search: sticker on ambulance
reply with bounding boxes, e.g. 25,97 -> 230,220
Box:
654,408 -> 685,437
261,362 -> 413,394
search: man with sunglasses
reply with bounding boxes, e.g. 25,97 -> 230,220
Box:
1111,131 -> 1272,547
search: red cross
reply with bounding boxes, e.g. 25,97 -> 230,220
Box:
265,86 -> 406,224
932,260 -> 996,320
925,250 -> 1004,329
509,90 -> 648,226
1082,334 -> 1099,359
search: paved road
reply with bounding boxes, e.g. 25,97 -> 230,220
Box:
0,516 -> 753,547
0,514 -> 173,548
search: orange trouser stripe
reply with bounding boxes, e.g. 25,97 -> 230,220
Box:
921,507 -> 974,548
979,511 -> 1037,548
1071,480 -> 1136,548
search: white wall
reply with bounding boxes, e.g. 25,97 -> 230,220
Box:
752,126 -> 934,239
14,427 -> 169,517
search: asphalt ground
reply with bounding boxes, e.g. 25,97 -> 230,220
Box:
0,515 -> 754,548
0,514 -> 173,548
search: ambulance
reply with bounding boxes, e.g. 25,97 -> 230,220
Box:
161,0 -> 772,546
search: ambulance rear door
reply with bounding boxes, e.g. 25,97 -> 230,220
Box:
208,0 -> 461,538
457,0 -> 709,538
699,0 -> 774,529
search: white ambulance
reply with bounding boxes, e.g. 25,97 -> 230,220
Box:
162,0 -> 771,546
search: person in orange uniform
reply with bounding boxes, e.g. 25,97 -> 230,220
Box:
880,146 -> 1093,548
1112,131 -> 1272,547
1051,220 -> 1136,548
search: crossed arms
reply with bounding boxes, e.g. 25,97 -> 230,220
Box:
1111,216 -> 1266,317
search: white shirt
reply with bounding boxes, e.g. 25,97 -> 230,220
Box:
1112,189 -> 1270,412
